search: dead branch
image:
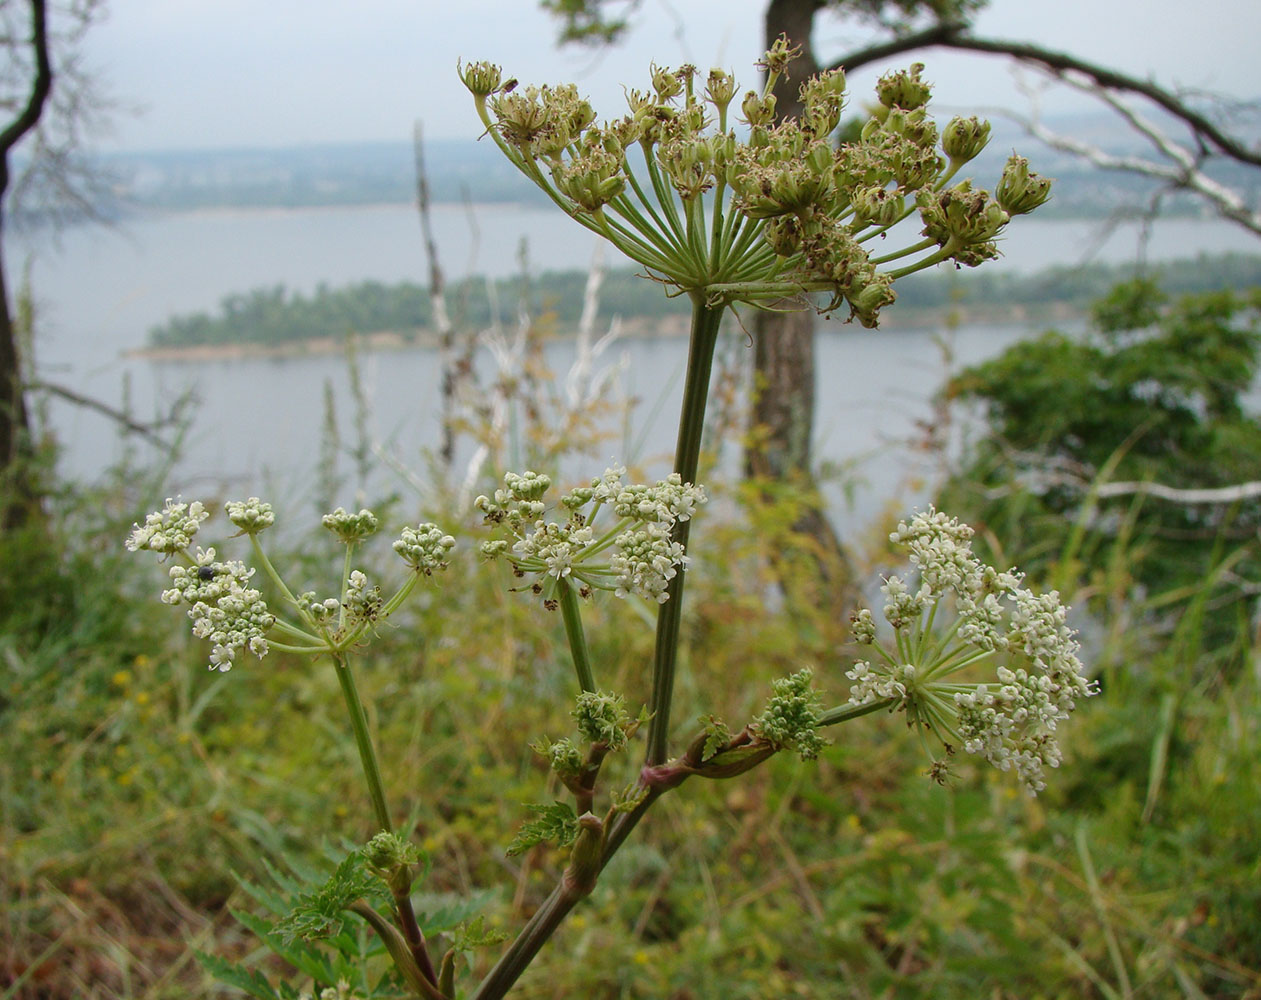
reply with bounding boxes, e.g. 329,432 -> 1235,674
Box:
25,378 -> 184,447
829,25 -> 1261,171
414,120 -> 459,469
1002,74 -> 1261,237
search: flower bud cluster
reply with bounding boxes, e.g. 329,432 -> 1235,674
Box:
322,507 -> 380,544
845,507 -> 1096,793
573,689 -> 632,750
466,46 -> 1051,329
876,63 -> 932,110
751,667 -> 828,761
393,523 -> 456,575
917,181 -> 1008,266
996,154 -> 1053,215
162,547 -> 274,672
478,466 -> 707,605
225,497 -> 275,535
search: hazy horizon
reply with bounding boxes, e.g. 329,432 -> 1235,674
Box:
76,0 -> 1261,154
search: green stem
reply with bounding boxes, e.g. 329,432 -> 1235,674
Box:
350,901 -> 443,1000
817,698 -> 897,728
887,243 -> 957,280
558,577 -> 596,693
331,651 -> 393,834
645,296 -> 724,766
472,884 -> 579,1000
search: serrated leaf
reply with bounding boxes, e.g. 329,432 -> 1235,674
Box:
195,950 -> 283,999
699,715 -> 731,762
274,849 -> 389,944
505,801 -> 579,857
451,914 -> 509,952
233,862 -> 293,918
230,909 -> 338,983
414,887 -> 502,936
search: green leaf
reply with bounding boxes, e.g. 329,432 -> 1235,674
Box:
505,801 -> 580,857
195,951 -> 283,999
699,714 -> 731,762
451,914 -> 510,953
231,908 -> 340,983
274,849 -> 390,943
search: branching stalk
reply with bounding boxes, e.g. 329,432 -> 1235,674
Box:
558,577 -> 596,692
645,296 -> 724,766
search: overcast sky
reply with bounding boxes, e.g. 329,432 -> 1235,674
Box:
77,0 -> 1261,152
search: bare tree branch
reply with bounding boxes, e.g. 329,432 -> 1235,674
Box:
1093,480 -> 1261,504
25,378 -> 186,448
0,0 -> 50,173
999,78 -> 1261,237
827,24 -> 1261,170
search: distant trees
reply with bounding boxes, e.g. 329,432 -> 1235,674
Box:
144,252 -> 1261,349
939,280 -> 1261,641
145,271 -> 692,350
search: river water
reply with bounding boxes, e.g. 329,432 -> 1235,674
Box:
14,204 -> 1257,527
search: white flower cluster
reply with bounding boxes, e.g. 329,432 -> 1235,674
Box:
610,473 -> 707,524
610,523 -> 686,604
846,506 -> 1096,793
478,466 -> 706,604
393,523 -> 456,575
341,569 -> 382,627
125,498 -> 209,555
225,497 -> 275,534
162,547 -> 275,672
514,519 -> 596,581
321,507 -> 379,544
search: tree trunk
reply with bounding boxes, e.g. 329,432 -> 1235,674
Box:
745,0 -> 858,613
1,0 -> 51,528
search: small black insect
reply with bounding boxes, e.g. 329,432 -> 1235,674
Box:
197,565 -> 217,581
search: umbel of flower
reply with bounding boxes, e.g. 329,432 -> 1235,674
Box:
462,44 -> 1049,328
845,507 -> 1097,793
127,498 -> 458,670
476,466 -> 706,605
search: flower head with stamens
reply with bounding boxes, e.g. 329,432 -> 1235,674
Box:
126,498 -> 208,555
162,547 -> 275,672
846,507 -> 1095,793
225,497 -> 275,535
478,467 -> 706,605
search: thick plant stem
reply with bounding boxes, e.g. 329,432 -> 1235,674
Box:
557,577 -> 596,692
472,883 -> 580,1000
472,298 -> 724,1000
332,652 -> 393,834
645,296 -> 724,766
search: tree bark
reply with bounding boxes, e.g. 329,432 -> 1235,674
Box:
1,0 -> 52,527
746,0 -> 858,612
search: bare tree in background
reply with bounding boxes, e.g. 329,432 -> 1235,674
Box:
1,0 -> 108,525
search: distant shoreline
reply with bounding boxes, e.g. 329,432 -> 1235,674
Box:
124,303 -> 1090,363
